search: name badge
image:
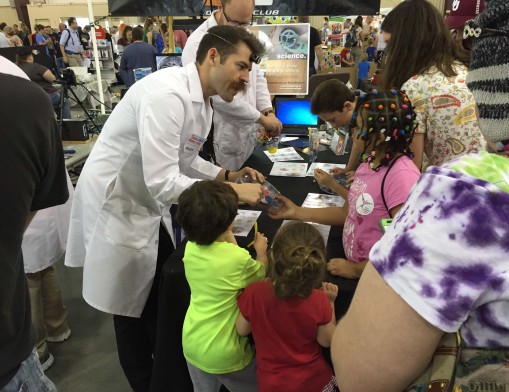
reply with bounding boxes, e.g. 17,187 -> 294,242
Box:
183,134 -> 206,154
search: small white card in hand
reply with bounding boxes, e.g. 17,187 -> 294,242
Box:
282,220 -> 331,246
302,193 -> 345,208
264,147 -> 304,162
232,210 -> 262,237
270,162 -> 308,177
306,163 -> 347,176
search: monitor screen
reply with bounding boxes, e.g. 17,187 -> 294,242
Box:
274,98 -> 319,126
155,53 -> 182,70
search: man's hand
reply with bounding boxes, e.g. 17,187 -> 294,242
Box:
258,113 -> 283,136
62,54 -> 68,64
268,195 -> 298,220
228,182 -> 262,206
231,167 -> 265,183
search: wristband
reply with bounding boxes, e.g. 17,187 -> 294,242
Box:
225,170 -> 231,181
263,109 -> 274,116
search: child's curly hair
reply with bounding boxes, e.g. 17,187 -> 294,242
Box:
269,222 -> 326,300
351,90 -> 417,171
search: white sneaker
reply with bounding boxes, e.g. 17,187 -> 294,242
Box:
47,328 -> 71,343
39,352 -> 54,372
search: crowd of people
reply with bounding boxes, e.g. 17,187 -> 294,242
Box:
1,0 -> 508,391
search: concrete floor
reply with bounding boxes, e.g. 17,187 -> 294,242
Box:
44,257 -> 130,392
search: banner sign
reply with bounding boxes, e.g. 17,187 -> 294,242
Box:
253,23 -> 309,95
108,0 -> 380,17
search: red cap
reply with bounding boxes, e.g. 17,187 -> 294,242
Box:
445,0 -> 485,29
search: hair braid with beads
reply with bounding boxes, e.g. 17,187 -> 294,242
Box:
350,90 -> 417,171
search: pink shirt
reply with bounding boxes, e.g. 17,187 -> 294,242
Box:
343,156 -> 420,262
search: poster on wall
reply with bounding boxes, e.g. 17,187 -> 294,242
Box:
253,23 -> 309,95
108,0 -> 380,17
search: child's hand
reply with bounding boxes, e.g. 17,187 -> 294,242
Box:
314,168 -> 333,188
346,171 -> 356,186
329,167 -> 347,176
253,232 -> 268,254
268,195 -> 298,220
321,282 -> 339,303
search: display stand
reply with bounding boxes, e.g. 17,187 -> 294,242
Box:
88,40 -> 116,83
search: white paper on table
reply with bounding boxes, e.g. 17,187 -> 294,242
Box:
269,162 -> 308,177
263,147 -> 304,162
232,210 -> 262,237
280,136 -> 298,142
281,220 -> 331,246
306,162 -> 347,176
302,192 -> 345,208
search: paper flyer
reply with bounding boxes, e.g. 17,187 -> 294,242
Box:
306,162 -> 347,176
263,147 -> 304,162
269,162 -> 308,177
232,210 -> 262,237
302,193 -> 345,208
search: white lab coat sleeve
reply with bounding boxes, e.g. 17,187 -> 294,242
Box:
255,67 -> 272,111
137,92 -> 199,205
181,33 -> 200,66
186,155 -> 221,179
211,94 -> 260,126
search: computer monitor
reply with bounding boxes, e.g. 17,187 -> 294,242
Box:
155,53 -> 183,70
274,97 -> 319,136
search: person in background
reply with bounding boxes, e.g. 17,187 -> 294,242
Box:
375,27 -> 386,66
365,37 -> 376,61
237,222 -> 339,392
0,60 -> 68,392
340,42 -> 355,67
174,28 -> 188,52
143,17 -> 155,47
379,0 -> 487,170
80,25 -> 90,50
117,25 -> 133,54
322,17 -> 329,42
59,17 -> 84,67
297,16 -> 323,76
16,46 -> 72,119
182,0 -> 282,171
357,53 -> 370,91
21,25 -> 32,46
445,0 -> 485,51
331,2 -> 509,390
350,16 -> 364,64
35,25 -> 51,56
344,18 -> 352,30
52,23 -> 66,74
271,88 -> 420,280
155,23 -> 167,54
0,22 -> 9,48
178,180 -> 268,392
119,26 -> 157,88
4,26 -> 22,47
64,25 -> 266,392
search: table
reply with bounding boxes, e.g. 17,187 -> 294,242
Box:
151,141 -> 358,392
64,139 -> 96,171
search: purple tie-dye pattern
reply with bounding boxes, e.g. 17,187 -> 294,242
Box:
381,233 -> 424,273
437,295 -> 472,326
477,306 -> 509,337
449,233 -> 456,240
421,284 -> 436,297
463,328 -> 478,346
442,264 -> 503,290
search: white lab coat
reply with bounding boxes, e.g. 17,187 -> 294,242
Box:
64,64 -> 221,317
23,171 -> 74,273
182,12 -> 273,171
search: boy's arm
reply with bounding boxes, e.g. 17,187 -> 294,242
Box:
253,232 -> 268,269
235,312 -> 252,336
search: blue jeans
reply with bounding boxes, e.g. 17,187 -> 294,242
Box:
55,57 -> 65,76
47,91 -> 71,119
1,349 -> 57,392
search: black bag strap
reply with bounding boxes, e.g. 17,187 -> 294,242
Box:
381,154 -> 405,218
63,28 -> 74,48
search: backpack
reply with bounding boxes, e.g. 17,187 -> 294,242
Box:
345,26 -> 358,47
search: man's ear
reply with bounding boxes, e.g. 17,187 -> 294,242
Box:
208,47 -> 219,65
344,101 -> 354,112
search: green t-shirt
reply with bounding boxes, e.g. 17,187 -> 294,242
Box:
182,241 -> 266,373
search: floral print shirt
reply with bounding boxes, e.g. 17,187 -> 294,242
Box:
370,152 -> 509,348
402,64 -> 487,169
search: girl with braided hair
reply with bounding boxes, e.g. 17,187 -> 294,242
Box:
237,221 -> 339,392
270,89 -> 421,279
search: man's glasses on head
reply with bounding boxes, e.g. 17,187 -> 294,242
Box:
222,7 -> 253,28
207,32 -> 262,64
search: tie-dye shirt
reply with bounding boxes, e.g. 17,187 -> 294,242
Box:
402,64 -> 487,169
370,152 -> 509,348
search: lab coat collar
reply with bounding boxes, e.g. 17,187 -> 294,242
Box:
186,62 -> 207,104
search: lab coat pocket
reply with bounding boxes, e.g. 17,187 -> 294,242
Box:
104,203 -> 157,250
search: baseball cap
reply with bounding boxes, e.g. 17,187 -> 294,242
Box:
445,0 -> 485,29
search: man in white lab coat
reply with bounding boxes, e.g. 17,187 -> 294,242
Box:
65,25 -> 266,392
183,0 -> 283,171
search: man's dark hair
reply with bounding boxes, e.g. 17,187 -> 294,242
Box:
68,17 -> 76,26
0,22 -> 6,31
132,26 -> 144,41
196,25 -> 264,65
177,180 -> 238,246
311,79 -> 356,115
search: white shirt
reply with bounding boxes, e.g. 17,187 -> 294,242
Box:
377,31 -> 386,51
0,32 -> 10,48
182,12 -> 272,170
65,63 -> 221,317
